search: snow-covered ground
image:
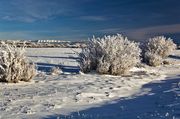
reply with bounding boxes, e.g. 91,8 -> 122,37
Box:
0,48 -> 180,119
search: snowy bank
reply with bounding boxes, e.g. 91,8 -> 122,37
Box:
0,48 -> 179,119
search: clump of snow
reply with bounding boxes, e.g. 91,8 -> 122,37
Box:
50,67 -> 62,75
0,42 -> 36,83
144,36 -> 177,66
79,34 -> 141,75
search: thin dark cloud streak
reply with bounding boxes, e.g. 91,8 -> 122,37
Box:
78,16 -> 108,21
126,24 -> 180,40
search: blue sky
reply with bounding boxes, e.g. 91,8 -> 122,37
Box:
0,0 -> 180,43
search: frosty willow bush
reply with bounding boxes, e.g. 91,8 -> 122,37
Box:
79,34 -> 141,75
0,42 -> 36,83
144,36 -> 177,66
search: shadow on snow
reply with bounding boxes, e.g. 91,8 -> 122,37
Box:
28,55 -> 81,60
169,55 -> 180,60
28,55 -> 81,74
36,62 -> 80,74
44,77 -> 180,119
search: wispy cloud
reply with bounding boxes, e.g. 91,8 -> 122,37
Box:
79,16 -> 107,21
2,16 -> 37,23
0,31 -> 36,40
96,24 -> 180,40
126,24 -> 180,40
0,28 -> 88,40
0,0 -> 77,22
97,28 -> 122,33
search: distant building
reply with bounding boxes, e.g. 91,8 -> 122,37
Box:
37,40 -> 70,43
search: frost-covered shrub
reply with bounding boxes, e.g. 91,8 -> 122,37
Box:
0,42 -> 36,83
146,36 -> 176,58
144,52 -> 163,66
79,49 -> 92,73
79,34 -> 141,75
144,36 -> 177,66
